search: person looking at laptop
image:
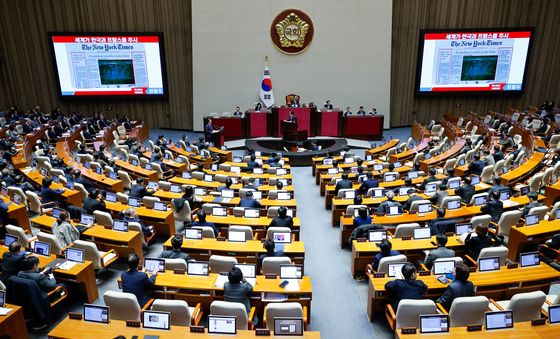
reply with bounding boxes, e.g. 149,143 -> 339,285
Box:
82,189 -> 106,215
481,190 -> 504,223
403,188 -> 422,211
122,207 -> 153,238
423,234 -> 455,270
269,206 -> 294,228
521,192 -> 542,217
52,211 -> 80,247
224,266 -> 257,326
376,190 -> 402,214
372,239 -> 400,271
191,210 -> 219,236
18,255 -> 59,295
353,207 -> 372,227
464,224 -> 502,259
217,177 -> 233,192
384,263 -> 428,310
436,263 -> 475,310
0,241 -> 26,282
455,176 -> 475,203
121,253 -> 156,307
258,239 -> 285,265
419,168 -> 438,190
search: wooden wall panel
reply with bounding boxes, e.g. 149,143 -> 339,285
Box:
0,0 -> 193,129
391,0 -> 560,127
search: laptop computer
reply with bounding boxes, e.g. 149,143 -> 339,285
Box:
455,223 -> 472,236
398,187 -> 410,196
147,181 -> 158,189
276,168 -> 287,175
194,187 -> 206,196
83,304 -> 109,324
112,220 -> 128,232
221,189 -> 234,199
66,248 -> 85,263
519,185 -> 530,196
143,258 -> 166,273
105,192 -> 117,202
549,305 -> 560,324
479,256 -> 500,272
448,178 -> 461,189
458,158 -> 466,166
252,191 -> 262,200
234,263 -> 256,285
108,171 -> 117,180
212,206 -> 227,217
424,183 -> 437,194
170,184 -> 182,193
413,227 -> 431,240
253,168 -> 264,174
368,230 -> 387,242
211,164 -> 218,171
66,181 -> 75,190
384,174 -> 397,182
387,262 -> 406,278
323,158 -> 333,165
187,261 -> 209,276
407,171 -> 419,179
485,311 -> 513,330
280,265 -> 303,279
419,314 -> 449,333
230,166 -> 241,174
142,310 -> 170,330
52,208 -> 63,219
228,230 -> 246,242
208,315 -> 236,335
447,200 -> 461,210
4,234 -> 18,247
344,157 -> 354,164
131,159 -> 139,166
474,195 -> 487,206
525,213 -> 539,226
499,191 -> 511,201
33,241 -> 50,256
394,161 -> 402,168
185,228 -> 202,240
343,191 -> 356,199
519,251 -> 540,267
433,260 -> 455,275
128,197 -> 141,207
244,208 -> 260,218
182,172 -> 192,179
274,318 -> 304,336
387,206 -> 403,216
471,176 -> 481,185
95,167 -> 103,174
0,186 -> 7,197
273,232 -> 292,244
327,168 -> 338,175
417,203 -> 433,214
153,201 -> 167,211
277,192 -> 291,200
371,188 -> 385,198
203,174 -> 213,182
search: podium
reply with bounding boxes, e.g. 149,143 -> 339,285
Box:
282,120 -> 308,142
272,107 -> 312,137
209,128 -> 224,148
246,110 -> 272,137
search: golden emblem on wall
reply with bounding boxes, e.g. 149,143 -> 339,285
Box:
270,9 -> 314,55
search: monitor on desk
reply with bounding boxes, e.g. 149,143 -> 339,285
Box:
232,157 -> 242,163
344,157 -> 354,164
0,290 -> 4,308
187,261 -> 209,276
479,256 -> 500,272
194,187 -> 205,196
185,228 -> 202,240
52,207 -> 63,219
142,310 -> 170,330
385,174 -> 397,182
95,166 -> 103,174
4,234 -> 18,247
366,155 -> 373,161
387,262 -> 406,278
154,201 -> 167,211
277,192 -> 291,200
144,258 -> 165,273
343,190 -> 356,199
499,191 -> 511,201
212,206 -> 227,217
221,189 -> 234,198
52,175 -> 59,183
549,305 -> 560,324
244,208 -> 260,218
413,227 -> 431,239
433,260 -> 455,275
455,223 -> 472,236
80,214 -> 94,226
228,230 -> 246,242
231,166 -> 241,174
128,197 -> 141,207
394,161 -> 402,168
323,158 -> 333,165
274,318 -> 304,336
105,192 -> 117,202
204,174 -> 213,182
474,195 -> 487,206
458,158 -> 466,166
112,220 -> 128,232
280,265 -> 303,279
448,178 -> 461,189
83,304 -> 109,324
387,206 -> 403,216
131,159 -> 139,166
66,181 -> 75,190
424,183 -> 437,194
327,168 -> 338,175
273,232 -> 292,244
277,168 -> 288,175
519,185 -> 530,196
234,263 -> 256,278
417,203 -> 433,214
170,184 -> 182,193
211,164 -> 218,171
471,176 -> 481,185
254,168 -> 264,174
398,187 -> 410,196
408,171 -> 419,179
252,191 -> 262,200
525,214 -> 539,226
373,164 -> 384,171
368,230 -> 387,242
147,181 -> 158,189
278,179 -> 289,186
485,311 -> 513,330
419,314 -> 449,333
447,200 -> 461,210
182,172 -> 192,179
371,188 -> 385,198
66,248 -> 84,263
0,186 -> 7,197
12,194 -> 22,204
33,241 -> 50,256
519,251 -> 540,267
208,315 -> 236,335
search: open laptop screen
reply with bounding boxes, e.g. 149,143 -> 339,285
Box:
273,232 -> 292,244
274,317 -> 304,336
549,305 -> 560,324
387,206 -> 402,216
455,223 -> 472,236
525,214 -> 539,226
280,265 -> 303,279
187,261 -> 209,276
208,315 -> 236,335
387,263 -> 406,277
479,257 -> 500,272
447,200 -> 461,210
519,251 -> 540,267
433,260 -> 455,275
83,304 -> 109,324
420,314 -> 449,333
142,310 -> 170,330
234,263 -> 256,278
485,311 -> 513,330
368,230 -> 387,242
417,203 -> 432,213
66,248 -> 85,263
185,228 -> 202,240
144,258 -> 166,273
33,241 -> 50,256
413,227 -> 431,239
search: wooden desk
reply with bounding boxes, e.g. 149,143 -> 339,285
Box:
365,139 -> 400,158
114,159 -> 159,181
12,125 -> 48,169
21,168 -> 83,206
142,151 -> 187,172
0,304 -> 28,339
420,138 -> 466,172
168,144 -> 212,169
351,236 -> 466,277
48,318 -> 322,338
390,138 -> 430,163
366,263 -> 560,321
508,219 -> 560,260
0,196 -> 30,232
163,237 -> 305,266
30,215 -> 144,261
105,201 -> 176,236
204,215 -> 301,240
396,321 -> 560,338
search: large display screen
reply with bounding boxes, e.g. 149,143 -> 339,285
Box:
49,33 -> 167,97
416,29 -> 533,94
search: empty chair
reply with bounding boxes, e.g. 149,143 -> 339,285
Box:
528,172 -> 544,193
36,232 -> 65,255
548,201 -> 560,220
541,167 -> 554,186
103,290 -> 142,321
218,164 -> 231,172
158,181 -> 171,191
233,207 -> 247,217
118,171 -> 132,191
527,206 -> 548,221
477,246 -> 509,266
72,240 -> 118,270
151,299 -> 202,327
447,296 -> 489,327
202,203 -> 221,215
264,302 -> 305,330
116,192 -> 129,204
193,226 -> 216,239
513,134 -> 523,145
142,196 -> 160,209
489,291 -> 546,322
470,214 -> 492,228
128,222 -> 154,246
261,257 -> 292,275
377,255 -> 408,274
495,210 -> 522,241
409,200 -> 432,213
7,187 -> 27,206
192,171 -> 204,180
393,223 -> 420,238
93,210 -> 113,228
455,154 -> 467,168
442,158 -> 456,171
209,255 -> 238,273
337,188 -> 356,199
493,160 -> 505,176
480,165 -> 494,182
164,258 -> 188,271
228,225 -> 253,240
549,134 -> 560,148
469,192 -> 488,205
210,300 -> 254,330
387,299 -> 437,330
73,183 -> 88,202
266,227 -> 292,241
6,225 -> 36,248
346,204 -> 367,216
267,206 -> 281,218
26,191 -> 53,214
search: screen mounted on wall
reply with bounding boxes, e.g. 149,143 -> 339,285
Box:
49,33 -> 167,98
415,28 -> 533,94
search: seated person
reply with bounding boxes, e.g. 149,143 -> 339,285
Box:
0,241 -> 25,282
353,207 -> 372,227
243,177 -> 258,190
233,106 -> 243,116
160,235 -> 191,263
468,154 -> 485,176
343,107 -> 352,117
259,239 -> 285,265
239,191 -> 261,208
481,190 -> 504,223
269,206 -> 293,228
372,239 -> 400,271
464,224 -> 502,259
376,190 -> 402,214
336,172 -> 354,195
17,256 -> 58,296
384,263 -> 428,310
73,169 -> 95,191
435,263 -> 475,310
246,155 -> 260,170
224,266 -> 257,325
358,172 -> 379,196
521,192 -> 542,217
419,168 -> 438,190
424,234 -> 455,269
122,207 -> 153,237
82,189 -> 107,215
121,253 -> 156,307
191,210 -> 219,236
487,177 -> 512,197
428,208 -> 456,235
40,177 -> 65,206
356,106 -> 366,115
402,188 -> 422,211
429,184 -> 449,206
52,211 -> 81,247
130,177 -> 154,198
455,176 -> 475,203
217,177 -> 233,192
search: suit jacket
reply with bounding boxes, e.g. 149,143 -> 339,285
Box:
160,249 -> 190,263
465,232 -> 502,258
436,280 -> 475,310
455,184 -> 475,203
488,184 -> 512,197
420,176 -> 439,190
0,252 -> 25,281
376,200 -> 402,214
191,222 -> 219,236
270,216 -> 294,228
335,179 -> 353,194
353,216 -> 372,227
83,197 -> 106,215
120,269 -> 156,307
424,246 -> 455,269
403,195 -> 423,211
130,184 -> 151,198
239,198 -> 261,208
224,281 -> 253,313
359,179 -> 379,195
40,187 -> 64,204
493,151 -> 505,163
17,271 -> 57,294
385,279 -> 428,310
430,191 -> 449,206
204,123 -> 213,140
481,200 -> 504,223
468,160 -> 485,175
522,201 -> 542,217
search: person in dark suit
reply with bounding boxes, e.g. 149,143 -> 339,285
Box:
343,107 -> 352,117
259,239 -> 284,265
358,172 -> 379,196
269,206 -> 293,228
130,177 -> 154,198
428,208 -> 457,235
0,241 -> 25,282
290,97 -> 300,108
464,224 -> 502,259
403,189 -> 423,211
204,119 -> 214,142
455,176 -> 475,203
384,263 -> 428,310
160,235 -> 191,263
121,253 -> 156,307
40,177 -> 65,206
73,170 -> 95,192
335,172 -> 353,195
191,210 -> 219,236
223,266 -> 256,324
372,239 -> 400,271
419,168 -> 439,190
376,190 -> 402,214
356,106 -> 366,115
430,184 -> 449,206
217,178 -> 233,192
424,234 -> 455,269
324,100 -> 333,110
521,192 -> 542,217
481,191 -> 504,223
246,155 -> 260,171
468,154 -> 485,176
239,191 -> 262,208
436,263 -> 475,310
487,177 -> 512,197
243,177 -> 258,190
233,106 -> 243,116
17,256 -> 58,295
353,207 -> 372,227
254,102 -> 263,111
287,111 -> 297,124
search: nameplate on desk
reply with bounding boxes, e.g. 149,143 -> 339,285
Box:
507,263 -> 519,269
255,328 -> 271,336
216,236 -> 226,241
173,269 -> 185,275
265,274 -> 277,279
373,273 -> 385,278
68,312 -> 82,320
400,327 -> 417,335
401,236 -> 411,241
531,318 -> 546,326
126,320 -> 141,327
190,325 -> 205,333
356,238 -> 367,243
419,271 -> 431,276
466,324 -> 482,331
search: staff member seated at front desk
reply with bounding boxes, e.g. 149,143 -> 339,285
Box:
121,253 -> 156,307
384,263 -> 427,310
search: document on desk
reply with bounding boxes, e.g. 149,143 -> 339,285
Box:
502,200 -> 517,208
0,307 -> 13,316
58,261 -> 78,271
214,275 -> 229,288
